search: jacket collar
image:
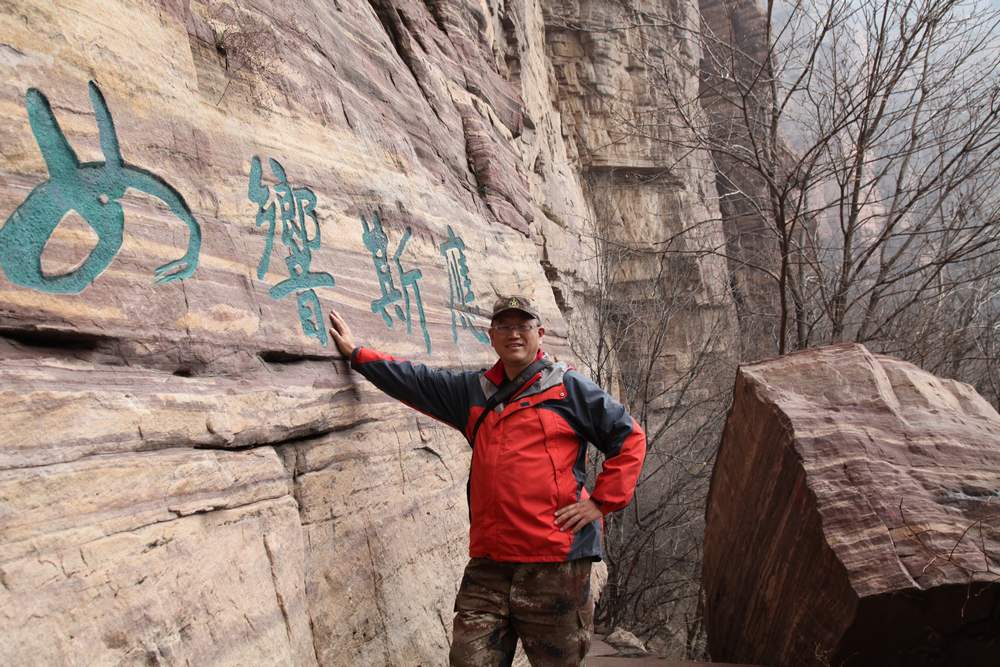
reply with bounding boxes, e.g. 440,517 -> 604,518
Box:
483,348 -> 546,387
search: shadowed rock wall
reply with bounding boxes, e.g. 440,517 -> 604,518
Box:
697,0 -> 778,360
0,0 -> 737,663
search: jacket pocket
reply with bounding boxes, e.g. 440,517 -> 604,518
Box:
536,409 -> 581,510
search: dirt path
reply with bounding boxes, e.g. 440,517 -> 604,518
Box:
586,637 -> 759,667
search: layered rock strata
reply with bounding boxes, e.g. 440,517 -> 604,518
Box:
704,344 -> 1000,666
0,0 -> 563,663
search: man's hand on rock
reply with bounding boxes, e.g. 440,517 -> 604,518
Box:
554,498 -> 602,533
328,309 -> 356,359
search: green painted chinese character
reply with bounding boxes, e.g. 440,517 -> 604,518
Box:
249,156 -> 335,346
0,81 -> 202,294
440,225 -> 488,345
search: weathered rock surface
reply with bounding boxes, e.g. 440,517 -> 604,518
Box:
541,0 -> 738,386
0,353 -> 474,663
605,627 -> 649,657
0,0 -> 555,663
704,344 -> 1000,666
0,0 -> 738,663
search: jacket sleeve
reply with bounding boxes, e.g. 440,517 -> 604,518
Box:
563,370 -> 647,514
349,346 -> 472,434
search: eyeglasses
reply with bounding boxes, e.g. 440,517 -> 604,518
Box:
491,323 -> 537,334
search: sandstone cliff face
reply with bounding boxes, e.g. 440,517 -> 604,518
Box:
704,344 -> 1000,666
0,0 -> 736,663
540,0 -> 737,389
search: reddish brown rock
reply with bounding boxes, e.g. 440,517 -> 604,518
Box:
704,344 -> 1000,666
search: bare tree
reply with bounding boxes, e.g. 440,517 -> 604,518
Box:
682,0 -> 1000,360
565,0 -> 1000,361
569,179 -> 734,655
878,256 -> 1000,407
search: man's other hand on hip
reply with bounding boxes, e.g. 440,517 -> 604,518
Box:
554,499 -> 602,533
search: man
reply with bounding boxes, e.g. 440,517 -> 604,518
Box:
328,295 -> 646,667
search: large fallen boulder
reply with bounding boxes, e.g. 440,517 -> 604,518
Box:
704,344 -> 1000,666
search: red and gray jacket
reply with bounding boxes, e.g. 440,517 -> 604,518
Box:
350,347 -> 647,562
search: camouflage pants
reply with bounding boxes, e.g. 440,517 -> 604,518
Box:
449,557 -> 594,667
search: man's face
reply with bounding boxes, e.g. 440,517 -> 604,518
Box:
489,311 -> 544,369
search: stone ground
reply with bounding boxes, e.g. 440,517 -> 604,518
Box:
586,638 -> 757,667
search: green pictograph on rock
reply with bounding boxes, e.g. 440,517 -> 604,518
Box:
0,81 -> 202,294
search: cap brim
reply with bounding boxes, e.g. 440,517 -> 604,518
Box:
491,307 -> 540,321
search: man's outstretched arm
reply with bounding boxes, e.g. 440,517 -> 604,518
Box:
328,310 -> 472,434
